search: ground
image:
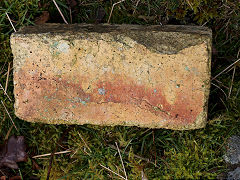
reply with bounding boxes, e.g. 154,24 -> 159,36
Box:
0,0 -> 240,179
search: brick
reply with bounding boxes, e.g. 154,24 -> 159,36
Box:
11,24 -> 212,130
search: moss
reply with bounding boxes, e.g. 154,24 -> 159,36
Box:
0,0 -> 240,179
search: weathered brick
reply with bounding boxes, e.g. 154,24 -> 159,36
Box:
11,24 -> 212,130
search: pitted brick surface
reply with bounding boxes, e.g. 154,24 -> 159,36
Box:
11,24 -> 212,130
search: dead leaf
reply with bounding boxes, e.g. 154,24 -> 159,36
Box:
0,136 -> 28,169
34,11 -> 50,25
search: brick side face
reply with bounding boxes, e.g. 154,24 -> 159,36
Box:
11,24 -> 212,130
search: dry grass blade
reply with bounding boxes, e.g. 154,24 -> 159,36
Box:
211,58 -> 240,80
228,65 -> 236,98
3,66 -> 13,77
5,12 -> 16,32
0,61 -> 7,75
4,125 -> 13,140
1,100 -> 18,131
0,83 -> 12,102
32,150 -> 72,159
4,62 -> 11,92
78,132 -> 92,153
0,62 -> 7,75
214,79 -> 229,90
133,0 -> 141,14
99,164 -> 126,180
115,142 -> 128,180
141,170 -> 148,180
201,19 -> 209,26
211,82 -> 228,99
52,0 -> 68,24
108,144 -> 160,168
185,0 -> 193,10
108,0 -> 125,23
70,148 -> 79,158
0,169 -> 7,177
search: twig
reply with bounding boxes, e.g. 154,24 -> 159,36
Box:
99,164 -> 126,180
0,83 -> 12,101
5,12 -> 16,32
211,58 -> 240,81
5,62 -> 11,92
78,132 -> 92,153
32,150 -> 72,158
52,0 -> 68,24
228,65 -> 236,98
1,100 -> 18,131
115,142 -> 128,180
108,0 -> 125,23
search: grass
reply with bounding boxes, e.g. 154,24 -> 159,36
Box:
0,0 -> 240,179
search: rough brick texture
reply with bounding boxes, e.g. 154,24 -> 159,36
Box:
11,24 -> 212,130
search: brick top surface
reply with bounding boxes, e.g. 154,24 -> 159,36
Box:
16,24 -> 211,35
